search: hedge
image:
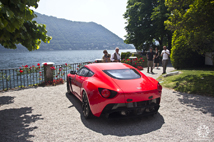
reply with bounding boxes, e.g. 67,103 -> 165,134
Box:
171,31 -> 205,69
121,52 -> 132,59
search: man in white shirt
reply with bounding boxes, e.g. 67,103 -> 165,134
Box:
111,47 -> 121,62
161,46 -> 170,74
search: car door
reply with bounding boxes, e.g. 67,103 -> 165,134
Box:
72,68 -> 89,97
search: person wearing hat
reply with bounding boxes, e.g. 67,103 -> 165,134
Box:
102,50 -> 111,62
110,47 -> 121,62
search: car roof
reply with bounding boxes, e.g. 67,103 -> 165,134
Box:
85,63 -> 133,71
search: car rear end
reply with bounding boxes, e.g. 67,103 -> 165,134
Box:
100,84 -> 162,118
89,63 -> 162,118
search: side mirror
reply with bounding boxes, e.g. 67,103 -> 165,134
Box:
70,71 -> 76,74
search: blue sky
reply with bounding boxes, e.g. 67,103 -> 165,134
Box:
33,0 -> 128,39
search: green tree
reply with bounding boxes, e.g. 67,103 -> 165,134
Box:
151,0 -> 172,50
165,0 -> 214,61
124,0 -> 157,50
124,0 -> 172,51
0,0 -> 52,51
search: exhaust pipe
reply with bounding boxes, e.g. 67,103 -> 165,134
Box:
121,111 -> 126,116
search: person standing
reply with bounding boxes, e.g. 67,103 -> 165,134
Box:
102,50 -> 111,62
161,46 -> 170,74
146,47 -> 155,73
110,47 -> 121,62
154,47 -> 160,69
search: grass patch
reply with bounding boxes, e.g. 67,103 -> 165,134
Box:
157,69 -> 214,96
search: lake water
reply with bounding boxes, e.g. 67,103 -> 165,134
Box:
0,49 -> 136,69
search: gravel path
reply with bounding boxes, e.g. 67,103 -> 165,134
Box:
0,66 -> 214,142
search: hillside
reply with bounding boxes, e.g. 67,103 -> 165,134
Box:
0,12 -> 133,51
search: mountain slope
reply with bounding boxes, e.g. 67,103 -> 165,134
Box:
0,12 -> 132,51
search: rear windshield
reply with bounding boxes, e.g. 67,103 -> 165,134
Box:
103,69 -> 141,80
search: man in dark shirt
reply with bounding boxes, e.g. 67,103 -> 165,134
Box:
146,47 -> 156,73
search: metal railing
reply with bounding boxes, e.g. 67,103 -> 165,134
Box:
53,62 -> 91,81
0,67 -> 44,91
0,61 -> 93,91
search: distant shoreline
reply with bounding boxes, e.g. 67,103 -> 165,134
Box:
0,49 -> 137,69
0,49 -> 135,53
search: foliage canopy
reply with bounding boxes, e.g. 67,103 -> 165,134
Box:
165,0 -> 214,60
124,0 -> 172,50
0,0 -> 52,51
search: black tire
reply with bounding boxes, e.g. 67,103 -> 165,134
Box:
67,78 -> 71,94
82,91 -> 93,119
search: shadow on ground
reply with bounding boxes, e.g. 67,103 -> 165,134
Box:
175,91 -> 214,117
66,93 -> 165,136
0,96 -> 15,106
0,107 -> 43,142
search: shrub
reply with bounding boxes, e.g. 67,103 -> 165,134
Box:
170,31 -> 205,69
133,54 -> 148,67
121,57 -> 147,68
121,52 -> 132,59
121,52 -> 148,67
141,57 -> 148,67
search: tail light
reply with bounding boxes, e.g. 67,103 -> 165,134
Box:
101,89 -> 111,98
98,88 -> 117,98
157,83 -> 162,93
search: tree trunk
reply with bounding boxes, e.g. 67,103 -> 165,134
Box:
158,35 -> 163,50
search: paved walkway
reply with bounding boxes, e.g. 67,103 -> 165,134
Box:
141,66 -> 175,79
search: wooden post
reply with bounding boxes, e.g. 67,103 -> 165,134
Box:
42,62 -> 54,83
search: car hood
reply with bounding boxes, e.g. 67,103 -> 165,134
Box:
111,77 -> 157,93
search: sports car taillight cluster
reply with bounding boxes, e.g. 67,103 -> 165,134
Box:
101,89 -> 111,98
98,88 -> 118,98
157,83 -> 162,93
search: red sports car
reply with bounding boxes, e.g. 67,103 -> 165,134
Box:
67,63 -> 162,119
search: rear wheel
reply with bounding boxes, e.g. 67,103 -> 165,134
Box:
82,91 -> 92,119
